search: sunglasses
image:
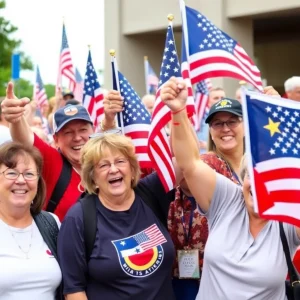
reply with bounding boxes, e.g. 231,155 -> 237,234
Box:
89,128 -> 122,139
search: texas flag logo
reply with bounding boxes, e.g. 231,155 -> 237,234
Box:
112,224 -> 167,278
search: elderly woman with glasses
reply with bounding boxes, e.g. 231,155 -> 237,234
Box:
161,77 -> 300,300
57,133 -> 176,300
0,142 -> 62,300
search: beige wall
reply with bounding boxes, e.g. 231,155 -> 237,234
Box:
104,0 -> 255,97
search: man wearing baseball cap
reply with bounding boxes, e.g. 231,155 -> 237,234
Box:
1,82 -> 94,220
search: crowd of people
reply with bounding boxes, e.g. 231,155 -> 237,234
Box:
0,76 -> 300,299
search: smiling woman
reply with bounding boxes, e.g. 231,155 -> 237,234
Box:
58,133 -> 176,300
0,142 -> 62,300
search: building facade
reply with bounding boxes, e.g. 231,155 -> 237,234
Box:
104,0 -> 300,97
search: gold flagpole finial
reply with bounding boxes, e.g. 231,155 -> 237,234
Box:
144,56 -> 148,60
109,49 -> 116,57
88,44 -> 91,49
167,14 -> 174,22
239,80 -> 247,85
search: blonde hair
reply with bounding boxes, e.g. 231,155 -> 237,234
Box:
239,153 -> 248,181
80,134 -> 141,194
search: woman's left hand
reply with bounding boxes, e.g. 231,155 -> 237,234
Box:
264,86 -> 280,97
103,90 -> 124,123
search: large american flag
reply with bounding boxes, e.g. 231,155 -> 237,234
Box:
133,224 -> 167,252
148,24 -> 195,192
34,65 -> 48,107
83,50 -> 104,127
244,90 -> 300,227
193,79 -> 212,132
180,1 -> 263,91
112,64 -> 152,168
57,24 -> 76,92
144,58 -> 159,95
74,67 -> 84,102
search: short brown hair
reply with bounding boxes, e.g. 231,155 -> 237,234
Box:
80,134 -> 141,194
0,142 -> 46,215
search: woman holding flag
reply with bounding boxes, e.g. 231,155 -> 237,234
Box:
161,77 -> 300,300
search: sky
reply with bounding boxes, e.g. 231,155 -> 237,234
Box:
3,0 -> 104,86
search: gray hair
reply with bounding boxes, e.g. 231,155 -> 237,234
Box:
284,76 -> 300,92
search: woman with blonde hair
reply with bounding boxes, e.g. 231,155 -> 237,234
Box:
58,133 -> 176,300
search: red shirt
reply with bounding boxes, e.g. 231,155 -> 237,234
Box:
34,134 -> 82,221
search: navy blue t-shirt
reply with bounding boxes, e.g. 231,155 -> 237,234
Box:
58,173 -> 175,300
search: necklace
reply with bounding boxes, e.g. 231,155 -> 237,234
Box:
8,223 -> 34,259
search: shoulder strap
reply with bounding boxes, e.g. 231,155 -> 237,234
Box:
33,211 -> 59,259
80,196 -> 97,261
279,222 -> 299,283
46,154 -> 72,213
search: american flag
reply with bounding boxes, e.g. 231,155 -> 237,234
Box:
133,224 -> 167,252
112,61 -> 152,168
193,79 -> 212,131
73,67 -> 84,102
34,65 -> 48,107
244,90 -> 300,227
83,50 -> 104,127
57,24 -> 76,92
144,58 -> 159,95
180,1 -> 263,91
148,24 -> 195,192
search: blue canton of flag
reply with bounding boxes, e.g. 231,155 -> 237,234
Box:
243,90 -> 300,226
117,71 -> 152,168
180,1 -> 262,90
158,26 -> 181,87
83,50 -> 104,126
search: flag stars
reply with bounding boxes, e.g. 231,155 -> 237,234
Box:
294,111 -> 299,117
280,117 -> 285,122
291,117 -> 296,122
293,148 -> 298,154
284,110 -> 290,116
263,117 -> 281,137
277,106 -> 282,112
281,148 -> 288,154
286,142 -> 292,148
297,143 -> 300,148
269,148 -> 276,155
272,112 -> 278,118
274,142 -> 280,148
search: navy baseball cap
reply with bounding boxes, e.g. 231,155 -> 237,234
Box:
53,105 -> 93,133
62,89 -> 74,98
205,98 -> 242,124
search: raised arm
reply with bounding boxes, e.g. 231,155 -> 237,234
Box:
161,77 -> 216,212
99,90 -> 123,132
1,82 -> 34,145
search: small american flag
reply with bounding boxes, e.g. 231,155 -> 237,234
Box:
148,24 -> 185,192
244,90 -> 300,226
180,1 -> 263,91
133,224 -> 167,252
57,24 -> 76,92
193,79 -> 211,132
34,65 -> 48,107
112,61 -> 152,168
73,68 -> 84,102
83,50 -> 104,127
144,58 -> 159,95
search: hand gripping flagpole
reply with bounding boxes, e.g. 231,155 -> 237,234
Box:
110,49 -> 125,135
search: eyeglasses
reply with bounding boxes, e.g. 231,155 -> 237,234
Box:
97,159 -> 128,172
89,128 -> 122,139
210,118 -> 242,130
1,168 -> 39,181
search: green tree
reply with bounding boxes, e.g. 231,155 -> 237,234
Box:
0,0 -> 33,97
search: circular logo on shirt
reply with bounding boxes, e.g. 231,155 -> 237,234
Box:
112,224 -> 166,277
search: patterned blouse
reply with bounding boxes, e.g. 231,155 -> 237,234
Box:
167,151 -> 240,277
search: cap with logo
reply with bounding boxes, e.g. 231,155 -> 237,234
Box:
53,105 -> 93,133
205,97 -> 243,124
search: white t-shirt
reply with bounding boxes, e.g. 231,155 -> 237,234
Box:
0,125 -> 12,145
0,214 -> 62,300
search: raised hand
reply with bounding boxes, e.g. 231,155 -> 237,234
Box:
1,82 -> 30,123
160,77 -> 188,112
103,90 -> 124,123
264,86 -> 280,97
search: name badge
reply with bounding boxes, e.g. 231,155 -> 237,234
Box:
177,249 -> 200,279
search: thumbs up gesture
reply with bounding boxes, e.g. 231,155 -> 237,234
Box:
1,82 -> 30,123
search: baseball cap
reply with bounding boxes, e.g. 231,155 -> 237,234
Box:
205,98 -> 242,124
53,105 -> 93,133
62,89 -> 74,98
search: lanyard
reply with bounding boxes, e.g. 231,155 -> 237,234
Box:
180,191 -> 196,247
231,170 -> 242,185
